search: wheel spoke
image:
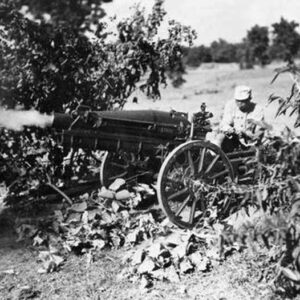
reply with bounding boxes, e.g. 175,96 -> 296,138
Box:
204,154 -> 220,174
199,195 -> 206,211
187,150 -> 195,175
175,195 -> 191,216
157,140 -> 234,229
209,169 -> 229,180
110,162 -> 128,169
189,198 -> 197,224
167,187 -> 189,201
108,171 -> 128,181
198,147 -> 206,172
165,176 -> 183,184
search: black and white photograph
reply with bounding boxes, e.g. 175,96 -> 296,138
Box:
1,0 -> 300,299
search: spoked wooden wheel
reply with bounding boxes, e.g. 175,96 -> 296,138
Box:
157,140 -> 235,229
100,151 -> 157,188
100,152 -> 130,187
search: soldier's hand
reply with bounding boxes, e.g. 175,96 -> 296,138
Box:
224,127 -> 235,135
243,129 -> 264,142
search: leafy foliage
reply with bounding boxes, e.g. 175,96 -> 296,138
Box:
270,17 -> 300,63
0,1 -> 195,112
2,0 -> 112,29
269,63 -> 300,128
210,39 -> 238,63
0,0 -> 196,206
182,45 -> 212,68
181,17 -> 300,68
245,25 -> 269,66
12,134 -> 300,293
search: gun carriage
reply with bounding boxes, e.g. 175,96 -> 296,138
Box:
51,104 -> 258,229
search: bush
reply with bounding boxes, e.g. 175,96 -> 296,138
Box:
0,0 -> 196,207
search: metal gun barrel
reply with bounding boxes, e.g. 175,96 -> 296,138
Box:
51,113 -> 74,130
50,109 -> 194,154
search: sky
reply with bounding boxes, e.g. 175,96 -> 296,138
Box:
102,0 -> 300,45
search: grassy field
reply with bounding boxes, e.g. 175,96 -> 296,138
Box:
125,62 -> 300,136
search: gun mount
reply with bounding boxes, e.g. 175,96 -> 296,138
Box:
50,105 -> 214,155
49,105 -> 259,230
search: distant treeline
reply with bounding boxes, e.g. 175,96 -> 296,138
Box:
182,17 -> 300,69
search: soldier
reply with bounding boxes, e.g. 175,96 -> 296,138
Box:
213,85 -> 267,151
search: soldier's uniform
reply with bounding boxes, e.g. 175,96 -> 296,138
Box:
211,85 -> 265,150
220,98 -> 264,134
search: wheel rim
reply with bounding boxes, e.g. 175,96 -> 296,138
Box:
157,140 -> 234,229
100,152 -> 129,187
100,152 -> 159,188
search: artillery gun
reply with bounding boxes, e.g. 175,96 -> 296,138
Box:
49,104 -> 257,229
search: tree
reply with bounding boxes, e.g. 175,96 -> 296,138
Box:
210,39 -> 238,63
2,0 -> 112,29
0,0 -> 196,206
269,63 -> 300,128
182,45 -> 212,67
246,25 -> 269,66
270,17 -> 300,63
0,0 -> 195,111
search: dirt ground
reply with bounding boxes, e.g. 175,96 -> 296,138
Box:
0,223 -> 279,300
0,62 -> 298,300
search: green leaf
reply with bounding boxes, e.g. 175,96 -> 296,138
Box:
70,201 -> 87,213
281,267 -> 300,282
268,93 -> 282,104
276,100 -> 288,117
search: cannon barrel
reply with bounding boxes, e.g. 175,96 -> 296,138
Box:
50,110 -> 192,154
51,113 -> 74,130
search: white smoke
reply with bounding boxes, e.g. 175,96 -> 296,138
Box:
0,109 -> 54,131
